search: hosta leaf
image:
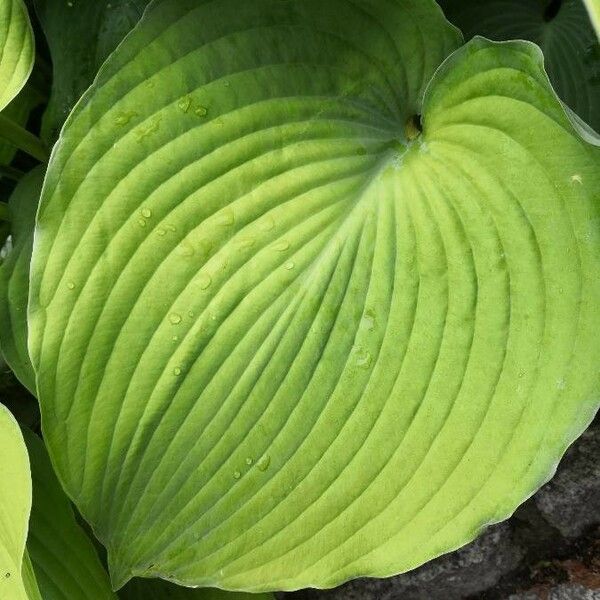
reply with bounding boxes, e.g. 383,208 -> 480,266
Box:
0,0 -> 34,111
584,0 -> 600,36
0,403 -> 32,599
0,166 -> 43,394
34,0 -> 151,143
28,0 -> 600,593
439,0 -> 600,132
122,579 -> 274,600
23,428 -> 117,600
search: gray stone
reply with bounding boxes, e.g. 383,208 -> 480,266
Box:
535,429 -> 600,538
283,522 -> 524,600
510,584 -> 600,599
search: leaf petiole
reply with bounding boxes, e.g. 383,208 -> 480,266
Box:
0,114 -> 49,163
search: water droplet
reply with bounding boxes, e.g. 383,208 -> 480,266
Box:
355,348 -> 372,369
169,313 -> 182,325
194,105 -> 208,117
284,261 -> 296,271
168,224 -> 177,232
257,455 -> 271,471
177,96 -> 192,113
217,209 -> 235,226
233,470 -> 241,480
115,110 -> 138,126
173,367 -> 182,376
196,272 -> 212,290
177,240 -> 195,257
188,310 -> 195,318
5,572 -> 10,579
67,1 -> 73,6
571,174 -> 583,185
172,335 -> 179,342
273,240 -> 290,252
223,81 -> 231,88
260,216 -> 275,231
157,227 -> 167,236
236,237 -> 255,249
362,309 -> 376,331
138,218 -> 147,227
556,377 -> 567,391
136,116 -> 162,142
245,457 -> 253,466
141,208 -> 152,219
67,281 -> 75,290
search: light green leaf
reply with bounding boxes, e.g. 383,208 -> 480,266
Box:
23,428 -> 118,600
0,166 -> 43,394
584,0 -> 600,37
122,579 -> 274,600
439,0 -> 600,132
28,0 -> 600,593
0,0 -> 34,112
0,403 -> 32,600
34,0 -> 151,143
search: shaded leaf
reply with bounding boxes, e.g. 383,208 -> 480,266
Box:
33,0 -> 151,142
438,0 -> 600,132
0,166 -> 43,393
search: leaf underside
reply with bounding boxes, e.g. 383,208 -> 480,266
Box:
0,0 -> 34,112
0,167 -> 44,394
439,0 -> 600,133
29,0 -> 600,592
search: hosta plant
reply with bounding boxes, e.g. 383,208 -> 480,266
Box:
1,0 -> 599,597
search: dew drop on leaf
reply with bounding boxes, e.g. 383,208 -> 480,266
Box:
284,261 -> 296,271
194,105 -> 208,117
196,272 -> 212,290
260,215 -> 275,231
173,367 -> 182,376
169,313 -> 182,325
141,208 -> 152,218
362,309 -> 376,331
67,281 -> 75,290
233,470 -> 241,480
273,239 -> 290,252
114,111 -> 138,126
177,96 -> 192,113
245,457 -> 253,466
355,348 -> 372,369
256,455 -> 271,471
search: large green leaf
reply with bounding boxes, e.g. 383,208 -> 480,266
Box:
0,166 -> 43,393
439,0 -> 600,132
28,0 -> 600,592
0,0 -> 34,112
34,0 -> 151,143
122,579 -> 274,600
0,403 -> 32,599
23,428 -> 118,600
